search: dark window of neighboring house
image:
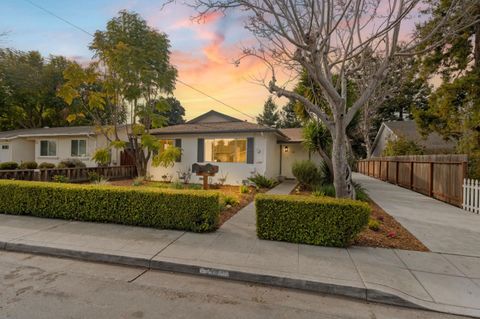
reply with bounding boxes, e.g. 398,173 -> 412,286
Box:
1,145 -> 8,150
40,140 -> 56,156
71,140 -> 87,157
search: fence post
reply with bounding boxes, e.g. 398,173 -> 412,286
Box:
410,161 -> 414,189
429,162 -> 434,197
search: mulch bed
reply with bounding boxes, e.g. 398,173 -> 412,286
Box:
291,186 -> 429,252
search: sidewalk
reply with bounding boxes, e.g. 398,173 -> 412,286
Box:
353,173 -> 480,257
0,180 -> 479,317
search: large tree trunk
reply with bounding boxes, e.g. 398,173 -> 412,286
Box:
331,120 -> 355,198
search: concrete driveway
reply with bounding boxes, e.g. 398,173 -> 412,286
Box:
354,173 -> 480,257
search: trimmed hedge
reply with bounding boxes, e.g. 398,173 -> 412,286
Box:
256,194 -> 370,247
0,180 -> 219,232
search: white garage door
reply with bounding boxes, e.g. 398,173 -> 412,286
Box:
0,144 -> 11,162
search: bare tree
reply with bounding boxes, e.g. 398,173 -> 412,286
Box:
190,0 -> 478,198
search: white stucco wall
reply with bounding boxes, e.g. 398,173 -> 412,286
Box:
0,141 -> 13,162
279,143 -> 322,178
147,132 -> 278,185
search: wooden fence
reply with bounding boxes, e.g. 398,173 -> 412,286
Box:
357,155 -> 468,206
463,178 -> 480,214
0,165 -> 137,183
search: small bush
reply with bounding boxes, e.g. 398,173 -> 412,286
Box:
19,161 -> 38,169
132,176 -> 146,187
292,160 -> 322,189
239,185 -> 249,194
52,175 -> 69,183
221,195 -> 239,207
172,181 -> 184,189
248,173 -> 276,189
256,194 -> 370,247
188,184 -> 202,190
0,162 -> 18,170
38,162 -> 55,169
313,184 -> 336,197
57,159 -> 86,168
0,180 -> 220,232
88,171 -> 102,183
92,148 -> 111,167
368,219 -> 380,231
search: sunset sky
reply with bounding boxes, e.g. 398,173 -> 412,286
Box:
0,0 -> 419,121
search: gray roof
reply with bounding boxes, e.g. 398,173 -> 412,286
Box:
150,121 -> 285,136
279,128 -> 303,143
187,110 -> 243,123
0,126 -> 97,140
374,120 -> 456,152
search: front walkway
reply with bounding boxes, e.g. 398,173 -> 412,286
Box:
0,180 -> 479,317
353,173 -> 480,257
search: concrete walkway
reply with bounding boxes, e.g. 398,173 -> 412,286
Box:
0,180 -> 479,317
353,173 -> 480,257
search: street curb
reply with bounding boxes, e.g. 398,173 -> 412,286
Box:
0,243 -> 421,309
2,242 -> 479,318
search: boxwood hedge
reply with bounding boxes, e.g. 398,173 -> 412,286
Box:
256,194 -> 370,247
0,180 -> 219,232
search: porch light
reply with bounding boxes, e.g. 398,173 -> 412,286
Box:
284,146 -> 289,153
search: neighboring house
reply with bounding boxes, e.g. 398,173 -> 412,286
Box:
0,126 -> 128,167
371,120 -> 456,157
148,110 -> 319,185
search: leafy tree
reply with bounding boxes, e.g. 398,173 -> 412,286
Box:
413,0 -> 480,156
162,97 -> 186,125
192,0 -> 474,198
279,100 -> 302,128
257,96 -> 280,127
382,136 -> 425,156
59,11 -> 178,176
0,49 -> 77,130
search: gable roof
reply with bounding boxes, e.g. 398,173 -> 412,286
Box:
187,110 -> 243,124
372,120 -> 456,153
150,110 -> 289,139
279,128 -> 303,143
0,126 -> 97,141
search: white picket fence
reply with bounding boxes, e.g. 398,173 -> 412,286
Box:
463,178 -> 480,214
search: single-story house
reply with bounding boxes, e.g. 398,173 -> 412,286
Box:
148,110 -> 319,185
0,126 -> 128,167
371,120 -> 456,157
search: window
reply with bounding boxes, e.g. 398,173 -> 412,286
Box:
1,145 -> 8,150
40,140 -> 56,157
71,140 -> 87,157
205,139 -> 247,163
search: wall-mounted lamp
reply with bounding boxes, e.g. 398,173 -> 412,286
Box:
284,146 -> 289,153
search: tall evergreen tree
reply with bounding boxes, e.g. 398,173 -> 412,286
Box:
279,100 -> 302,128
257,96 -> 280,127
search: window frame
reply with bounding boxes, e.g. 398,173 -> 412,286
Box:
71,139 -> 87,157
1,145 -> 8,150
39,140 -> 57,157
204,138 -> 247,163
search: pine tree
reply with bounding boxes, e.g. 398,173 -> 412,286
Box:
257,96 -> 280,127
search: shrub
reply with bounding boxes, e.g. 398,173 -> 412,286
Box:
256,194 -> 370,247
171,181 -> 184,189
92,148 -> 111,167
132,176 -> 146,187
239,185 -> 249,194
221,195 -> 239,207
52,175 -> 69,183
88,171 -> 102,183
368,219 -> 380,231
248,173 -> 276,189
57,159 -> 86,168
0,162 -> 18,170
188,184 -> 202,190
313,184 -> 336,197
19,161 -> 38,169
382,136 -> 425,156
313,183 -> 368,201
292,160 -> 322,189
0,180 -> 219,232
38,162 -> 55,169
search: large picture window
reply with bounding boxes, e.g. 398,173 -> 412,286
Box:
40,140 -> 57,157
71,140 -> 87,157
205,139 -> 247,163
